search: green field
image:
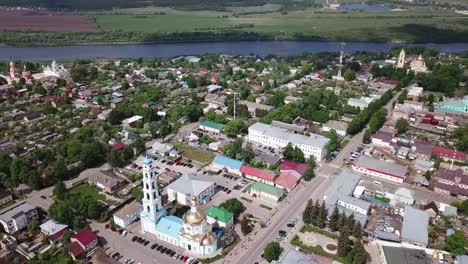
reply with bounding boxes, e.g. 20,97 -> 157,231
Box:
94,7 -> 468,42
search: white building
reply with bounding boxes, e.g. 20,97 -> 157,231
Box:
390,188 -> 415,206
166,174 -> 215,206
347,96 -> 374,110
113,201 -> 143,228
410,55 -> 428,73
140,156 -> 218,256
322,120 -> 349,137
352,156 -> 408,183
40,219 -> 68,237
0,202 -> 38,234
248,122 -> 329,161
43,60 -> 69,78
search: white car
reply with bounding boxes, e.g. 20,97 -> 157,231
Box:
121,230 -> 128,237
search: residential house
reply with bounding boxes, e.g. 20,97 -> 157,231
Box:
40,219 -> 68,239
238,100 -> 273,117
432,146 -> 466,162
371,131 -> 394,149
23,112 -> 45,122
253,152 -> 281,168
322,120 -> 349,137
87,170 -> 127,193
0,190 -> 13,206
0,202 -> 38,234
67,229 -> 98,260
113,201 -> 143,228
431,168 -> 468,199
274,170 -> 302,191
347,96 -> 374,110
407,86 -> 424,102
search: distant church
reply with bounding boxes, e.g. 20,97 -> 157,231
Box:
140,156 -> 218,256
396,49 -> 428,73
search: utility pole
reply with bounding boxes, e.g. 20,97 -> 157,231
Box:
233,92 -> 237,120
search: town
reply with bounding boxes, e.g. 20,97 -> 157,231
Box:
0,46 -> 467,264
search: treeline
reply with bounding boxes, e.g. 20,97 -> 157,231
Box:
347,90 -> 393,135
0,30 -> 270,46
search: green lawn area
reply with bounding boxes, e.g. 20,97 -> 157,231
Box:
94,7 -> 468,42
173,142 -> 215,164
69,184 -> 106,202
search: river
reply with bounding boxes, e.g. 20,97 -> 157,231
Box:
0,41 -> 467,61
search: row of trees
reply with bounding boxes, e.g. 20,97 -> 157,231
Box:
282,143 -> 305,163
348,90 -> 393,135
302,199 -> 327,228
363,108 -> 387,143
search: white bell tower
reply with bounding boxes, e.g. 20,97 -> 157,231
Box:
397,49 -> 406,68
140,154 -> 166,234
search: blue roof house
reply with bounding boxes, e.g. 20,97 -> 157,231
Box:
210,155 -> 243,176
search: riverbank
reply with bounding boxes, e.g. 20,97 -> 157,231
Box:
1,41 -> 467,61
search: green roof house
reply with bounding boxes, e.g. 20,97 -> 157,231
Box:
204,206 -> 234,228
199,120 -> 225,133
246,182 -> 284,203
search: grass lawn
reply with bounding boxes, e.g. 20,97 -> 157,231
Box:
68,184 -> 106,202
173,142 -> 215,164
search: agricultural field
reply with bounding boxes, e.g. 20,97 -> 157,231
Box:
0,10 -> 97,32
94,7 -> 468,42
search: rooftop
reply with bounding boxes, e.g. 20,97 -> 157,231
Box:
200,120 -> 225,130
279,160 -> 309,176
353,156 -> 408,179
166,174 -> 214,196
323,120 -> 349,132
249,122 -> 329,150
113,201 -> 142,219
0,202 -> 35,222
72,229 -> 97,247
240,165 -> 277,182
274,170 -> 301,189
156,215 -> 183,239
271,249 -> 318,264
382,246 -> 431,264
212,155 -> 243,170
40,219 -> 68,236
271,120 -> 306,133
246,182 -> 284,198
204,206 -> 234,223
401,206 -> 429,246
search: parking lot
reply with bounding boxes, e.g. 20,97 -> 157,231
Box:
91,221 -> 200,264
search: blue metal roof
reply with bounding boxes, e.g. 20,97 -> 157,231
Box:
156,215 -> 183,239
212,155 -> 243,170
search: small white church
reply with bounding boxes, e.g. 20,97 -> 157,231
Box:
140,156 -> 218,256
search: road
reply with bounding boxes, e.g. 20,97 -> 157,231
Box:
228,92 -> 401,264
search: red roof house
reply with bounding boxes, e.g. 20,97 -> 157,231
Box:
112,142 -> 125,151
71,229 -> 98,252
240,165 -> 277,184
274,170 -> 301,190
66,242 -> 86,260
279,160 -> 308,176
432,146 -> 466,161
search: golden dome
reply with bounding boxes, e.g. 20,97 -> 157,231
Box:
183,210 -> 206,226
201,233 -> 216,246
183,197 -> 206,225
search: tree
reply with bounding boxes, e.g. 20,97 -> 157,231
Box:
311,200 -> 320,226
241,215 -> 252,235
263,241 -> 281,262
317,201 -> 327,228
53,181 -> 67,200
329,207 -> 340,232
337,229 -> 352,257
224,119 -> 247,136
108,150 -> 124,167
220,198 -> 243,216
344,69 -> 356,81
282,143 -> 305,163
303,167 -> 315,181
241,144 -> 255,164
362,129 -> 371,144
302,199 -> 314,224
223,139 -> 243,159
352,223 -> 362,238
445,230 -> 467,255
395,118 -> 409,134
350,240 -> 368,264
28,219 -> 40,232
325,129 -> 339,161
49,201 -> 73,226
